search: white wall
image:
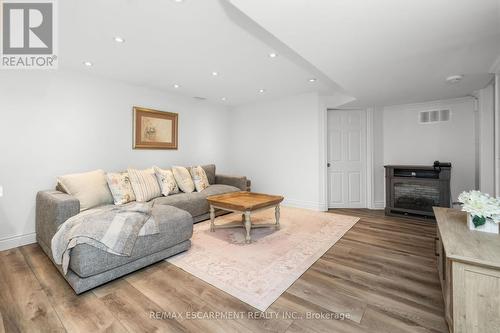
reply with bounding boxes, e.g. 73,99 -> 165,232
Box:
371,107 -> 385,208
0,71 -> 230,250
0,69 -> 487,251
382,97 -> 476,202
228,92 -> 327,210
495,75 -> 500,196
477,83 -> 495,195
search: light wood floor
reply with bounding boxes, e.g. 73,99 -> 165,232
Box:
0,209 -> 448,333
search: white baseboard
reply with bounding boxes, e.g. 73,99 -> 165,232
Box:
283,199 -> 327,211
0,233 -> 37,252
372,201 -> 385,210
317,202 -> 328,211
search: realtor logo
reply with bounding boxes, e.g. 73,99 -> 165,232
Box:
1,0 -> 57,69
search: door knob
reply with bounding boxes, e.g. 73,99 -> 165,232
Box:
327,163 -> 331,167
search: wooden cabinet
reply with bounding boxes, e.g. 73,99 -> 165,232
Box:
434,208 -> 500,333
436,228 -> 453,330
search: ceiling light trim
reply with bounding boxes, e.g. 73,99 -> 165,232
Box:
446,75 -> 464,84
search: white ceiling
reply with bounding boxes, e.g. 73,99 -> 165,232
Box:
60,0 -> 500,107
229,0 -> 500,107
59,0 -> 334,106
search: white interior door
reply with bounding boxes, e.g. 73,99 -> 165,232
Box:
327,110 -> 367,208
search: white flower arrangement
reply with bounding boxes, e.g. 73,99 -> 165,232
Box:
458,190 -> 500,226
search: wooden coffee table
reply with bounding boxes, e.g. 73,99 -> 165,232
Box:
207,191 -> 284,243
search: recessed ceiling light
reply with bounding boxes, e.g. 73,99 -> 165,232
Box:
446,75 -> 463,83
269,52 -> 278,58
174,0 -> 184,2
308,78 -> 317,82
114,36 -> 125,43
83,61 -> 93,67
212,71 -> 219,76
173,84 -> 181,88
259,89 -> 266,93
221,97 -> 227,101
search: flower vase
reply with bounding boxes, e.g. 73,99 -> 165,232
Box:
467,214 -> 499,234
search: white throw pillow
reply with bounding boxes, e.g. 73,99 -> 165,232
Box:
190,165 -> 210,192
106,172 -> 136,205
154,166 -> 180,196
57,169 -> 113,211
172,166 -> 195,193
127,168 -> 162,202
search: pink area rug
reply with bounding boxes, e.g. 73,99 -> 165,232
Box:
167,206 -> 359,311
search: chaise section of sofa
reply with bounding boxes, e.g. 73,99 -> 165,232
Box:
35,164 -> 249,294
36,192 -> 193,294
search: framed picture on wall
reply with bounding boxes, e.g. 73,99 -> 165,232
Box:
133,106 -> 178,149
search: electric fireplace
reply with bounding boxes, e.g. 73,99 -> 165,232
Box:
385,165 -> 451,219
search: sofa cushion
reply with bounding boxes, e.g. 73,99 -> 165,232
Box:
57,169 -> 113,211
172,166 -> 195,193
153,192 -> 207,217
69,205 -> 192,277
191,166 -> 210,192
127,168 -> 161,202
200,184 -> 240,197
106,172 -> 136,205
152,184 -> 240,217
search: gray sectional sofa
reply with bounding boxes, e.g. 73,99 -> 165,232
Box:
36,164 -> 249,294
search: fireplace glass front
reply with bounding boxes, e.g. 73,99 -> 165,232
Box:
393,182 -> 440,213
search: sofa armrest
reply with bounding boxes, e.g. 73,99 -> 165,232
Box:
215,174 -> 249,191
36,190 -> 80,252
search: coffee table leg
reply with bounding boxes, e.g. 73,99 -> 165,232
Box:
275,205 -> 281,230
210,205 -> 215,232
244,211 -> 251,243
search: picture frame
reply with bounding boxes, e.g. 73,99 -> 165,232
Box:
133,106 -> 178,149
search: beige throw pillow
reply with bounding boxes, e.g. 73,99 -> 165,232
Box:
127,168 -> 161,202
57,169 -> 113,211
106,172 -> 136,205
154,166 -> 179,196
172,166 -> 195,193
190,165 -> 210,192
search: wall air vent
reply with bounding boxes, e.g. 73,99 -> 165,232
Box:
419,109 -> 451,124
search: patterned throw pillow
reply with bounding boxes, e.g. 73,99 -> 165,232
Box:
106,172 -> 136,205
127,168 -> 162,202
154,166 -> 179,196
172,166 -> 195,193
190,165 -> 210,192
